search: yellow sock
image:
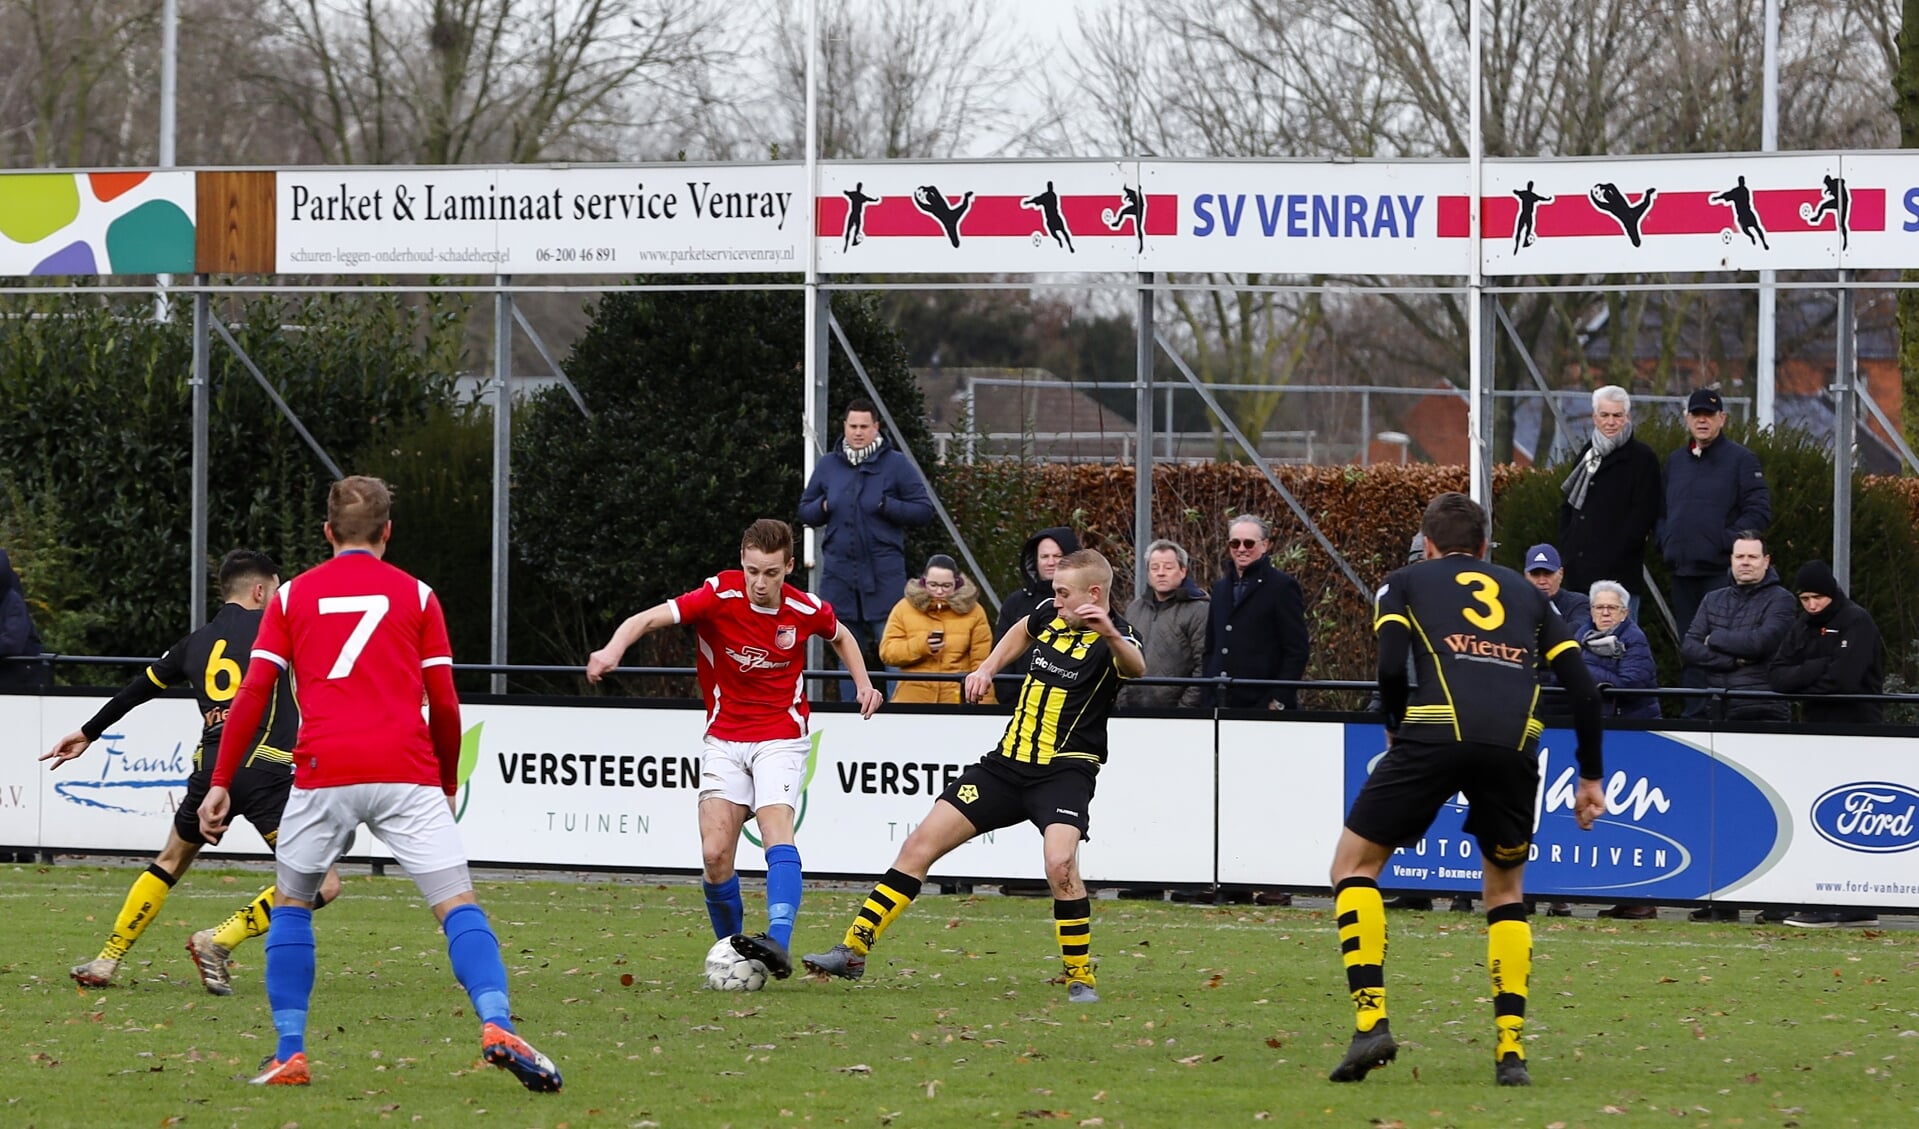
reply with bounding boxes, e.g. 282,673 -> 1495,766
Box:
1487,904 -> 1532,1059
1054,896 -> 1094,986
1335,877 -> 1388,1032
210,886 -> 276,950
100,864 -> 176,962
842,868 -> 922,955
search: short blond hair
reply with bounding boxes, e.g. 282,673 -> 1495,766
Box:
328,476 -> 391,544
1055,548 -> 1113,590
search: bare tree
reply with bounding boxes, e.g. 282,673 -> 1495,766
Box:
240,0 -> 727,164
1056,0 -> 1902,463
713,0 -> 1026,160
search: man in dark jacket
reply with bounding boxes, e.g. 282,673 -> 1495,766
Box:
1678,533 -> 1796,723
1524,543 -> 1590,720
1660,388 -> 1771,641
1118,538 -> 1209,710
798,399 -> 935,683
1769,559 -> 1885,725
1205,515 -> 1310,710
0,548 -> 47,692
1559,385 -> 1661,612
993,525 -> 1081,691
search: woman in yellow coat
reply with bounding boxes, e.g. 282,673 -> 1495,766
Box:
879,554 -> 996,704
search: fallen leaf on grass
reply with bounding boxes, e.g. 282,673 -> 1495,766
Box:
1204,974 -> 1223,989
1079,1119 -> 1105,1127
925,1080 -> 941,1098
835,1063 -> 872,1074
1016,1111 -> 1071,1121
619,974 -> 635,987
1601,1106 -> 1626,1114
1264,1037 -> 1283,1049
1371,1120 -> 1406,1128
1176,1055 -> 1205,1066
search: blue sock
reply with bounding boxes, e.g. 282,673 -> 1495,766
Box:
444,903 -> 513,1032
703,875 -> 743,940
764,844 -> 803,950
263,905 -> 315,1060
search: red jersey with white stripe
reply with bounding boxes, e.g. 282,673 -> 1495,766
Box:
672,572 -> 838,741
250,550 -> 454,789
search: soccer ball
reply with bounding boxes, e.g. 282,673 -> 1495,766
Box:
704,937 -> 768,992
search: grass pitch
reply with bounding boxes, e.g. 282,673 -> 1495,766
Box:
4,862 -> 1919,1128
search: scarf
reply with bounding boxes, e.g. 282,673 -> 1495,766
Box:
1562,418 -> 1632,511
843,434 -> 885,466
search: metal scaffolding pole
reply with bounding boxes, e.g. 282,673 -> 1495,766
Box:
491,277 -> 512,694
189,278 -> 209,628
1132,272 -> 1154,600
1833,272 -> 1856,588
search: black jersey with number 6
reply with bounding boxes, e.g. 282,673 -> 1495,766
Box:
1373,555 -> 1577,752
82,602 -> 300,771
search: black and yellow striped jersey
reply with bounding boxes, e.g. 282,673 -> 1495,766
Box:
1373,554 -> 1576,752
988,603 -> 1142,777
81,602 -> 300,772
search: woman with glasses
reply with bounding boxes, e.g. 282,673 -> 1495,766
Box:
1577,580 -> 1659,720
880,554 -> 996,704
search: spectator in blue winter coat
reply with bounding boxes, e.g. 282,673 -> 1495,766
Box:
0,548 -> 47,692
798,399 -> 935,685
1660,387 -> 1771,643
1579,580 -> 1659,719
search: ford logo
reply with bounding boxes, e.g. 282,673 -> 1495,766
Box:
1810,782 -> 1919,854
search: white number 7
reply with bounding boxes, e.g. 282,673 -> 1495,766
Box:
318,595 -> 391,678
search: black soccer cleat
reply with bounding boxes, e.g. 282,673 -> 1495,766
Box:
1328,1020 -> 1398,1082
731,931 -> 793,980
1495,1051 -> 1532,1086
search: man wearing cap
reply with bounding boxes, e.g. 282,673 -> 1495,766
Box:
1523,544 -> 1591,633
1659,388 -> 1771,652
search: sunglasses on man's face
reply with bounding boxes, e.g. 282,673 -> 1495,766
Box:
1228,538 -> 1263,549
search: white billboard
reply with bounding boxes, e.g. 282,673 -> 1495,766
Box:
20,694 -> 1919,908
1481,154 -> 1844,277
275,165 -> 805,275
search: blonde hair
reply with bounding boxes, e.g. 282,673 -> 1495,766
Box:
1056,548 -> 1113,590
327,476 -> 391,544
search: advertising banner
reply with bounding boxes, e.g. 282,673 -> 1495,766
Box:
1824,153 -> 1919,272
1216,720 -> 1348,886
274,165 -> 805,275
0,695 -> 40,846
1141,161 -> 1470,276
449,705 -> 1213,882
1706,732 -> 1919,906
1340,726 -> 1770,900
0,170 -> 195,276
1480,154 -> 1846,277
36,695 -> 276,857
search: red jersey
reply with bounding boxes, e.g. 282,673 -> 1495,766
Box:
241,550 -> 456,790
672,572 -> 838,741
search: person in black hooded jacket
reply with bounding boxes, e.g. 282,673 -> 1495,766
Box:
992,525 -> 1081,694
1769,559 -> 1885,725
0,548 -> 47,692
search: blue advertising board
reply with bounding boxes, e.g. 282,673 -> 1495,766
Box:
1342,725 -> 1789,898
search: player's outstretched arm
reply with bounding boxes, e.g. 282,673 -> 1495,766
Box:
827,622 -> 884,719
586,603 -> 675,683
965,620 -> 1034,702
42,667 -> 174,769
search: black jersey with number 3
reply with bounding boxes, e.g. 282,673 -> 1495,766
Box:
1373,555 -> 1577,752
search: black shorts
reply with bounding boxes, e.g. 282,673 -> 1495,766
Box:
175,761 -> 294,849
938,757 -> 1097,841
1344,739 -> 1539,870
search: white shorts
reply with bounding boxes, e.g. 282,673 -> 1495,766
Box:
277,782 -> 471,904
700,736 -> 809,813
